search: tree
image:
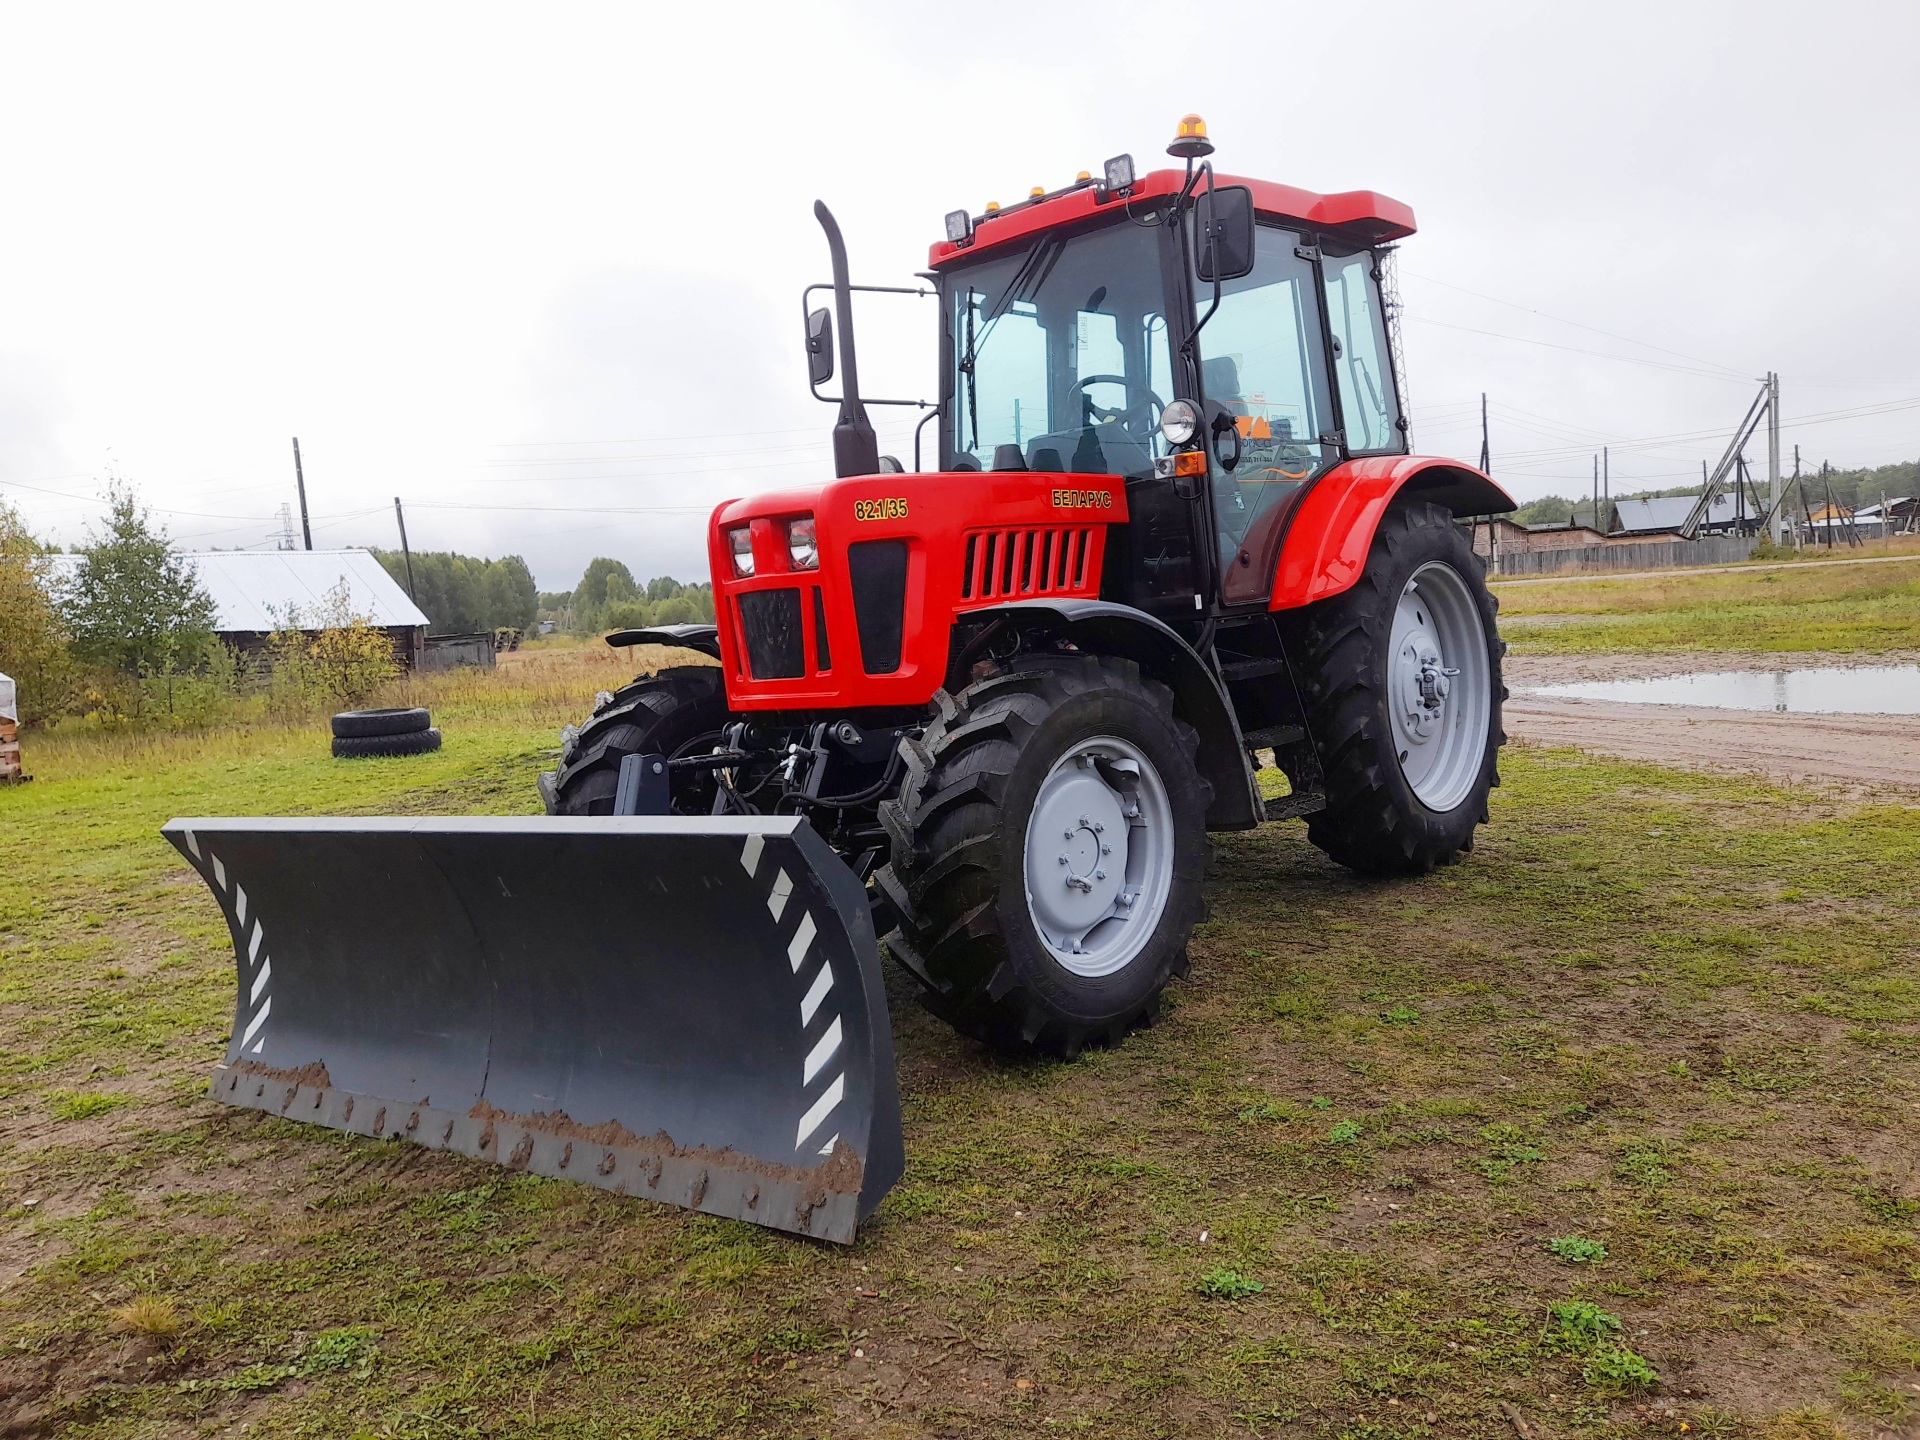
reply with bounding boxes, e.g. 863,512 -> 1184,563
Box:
573,557 -> 635,614
371,549 -> 539,635
0,499 -> 74,725
63,485 -> 217,703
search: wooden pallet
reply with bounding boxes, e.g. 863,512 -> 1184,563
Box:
0,717 -> 22,785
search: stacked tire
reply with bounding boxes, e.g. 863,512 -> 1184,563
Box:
331,708 -> 442,759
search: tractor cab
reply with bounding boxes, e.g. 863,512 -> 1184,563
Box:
927,123 -> 1416,622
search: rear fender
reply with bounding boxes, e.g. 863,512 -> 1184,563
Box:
1270,457 -> 1513,611
976,600 -> 1260,831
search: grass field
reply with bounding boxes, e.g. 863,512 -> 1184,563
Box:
1495,554 -> 1920,656
2,651 -> 1917,1437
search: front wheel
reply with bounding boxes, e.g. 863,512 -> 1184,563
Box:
876,653 -> 1211,1056
539,666 -> 731,816
1278,500 -> 1505,875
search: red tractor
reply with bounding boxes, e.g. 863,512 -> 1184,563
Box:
170,117 -> 1514,1241
540,116 -> 1514,1057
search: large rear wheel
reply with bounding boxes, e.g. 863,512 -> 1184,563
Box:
540,665 -> 731,816
1278,500 -> 1505,874
876,653 -> 1210,1056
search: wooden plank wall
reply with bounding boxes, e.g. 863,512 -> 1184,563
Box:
0,718 -> 22,785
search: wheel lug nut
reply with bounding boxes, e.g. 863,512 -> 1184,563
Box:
1057,855 -> 1068,865
1092,821 -> 1104,833
1064,829 -> 1074,840
1094,869 -> 1106,881
1100,844 -> 1112,855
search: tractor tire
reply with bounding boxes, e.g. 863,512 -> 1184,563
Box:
1277,499 -> 1505,876
541,665 -> 731,817
331,707 -> 431,740
875,653 -> 1211,1057
332,727 -> 442,760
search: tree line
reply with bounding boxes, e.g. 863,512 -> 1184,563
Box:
369,549 -> 538,636
539,558 -> 715,634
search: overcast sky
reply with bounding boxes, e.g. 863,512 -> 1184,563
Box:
3,1 -> 1916,590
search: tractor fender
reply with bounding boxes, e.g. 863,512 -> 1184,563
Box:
603,623 -> 723,660
971,599 -> 1261,831
1270,457 -> 1513,611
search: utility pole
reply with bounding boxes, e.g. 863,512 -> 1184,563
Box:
1592,455 -> 1599,531
1781,445 -> 1797,552
1479,395 -> 1494,567
393,497 -> 418,599
1601,446 -> 1609,531
1767,371 -> 1783,544
291,438 -> 314,550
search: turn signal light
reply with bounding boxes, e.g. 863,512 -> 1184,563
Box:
1172,450 -> 1207,477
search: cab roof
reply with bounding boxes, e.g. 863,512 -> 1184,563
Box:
928,168 -> 1415,268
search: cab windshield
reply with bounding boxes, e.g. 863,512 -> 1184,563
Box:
946,223 -> 1173,476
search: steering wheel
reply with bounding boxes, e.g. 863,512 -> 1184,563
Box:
1067,374 -> 1167,440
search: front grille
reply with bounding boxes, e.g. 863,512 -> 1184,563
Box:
737,588 -> 804,679
960,527 -> 1093,600
847,540 -> 908,675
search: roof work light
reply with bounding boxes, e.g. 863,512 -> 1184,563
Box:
1101,153 -> 1135,195
944,208 -> 973,245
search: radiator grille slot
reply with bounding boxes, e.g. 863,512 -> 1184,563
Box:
737,588 -> 805,680
960,528 -> 1094,600
848,540 -> 909,675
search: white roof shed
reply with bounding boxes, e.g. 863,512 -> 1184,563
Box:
43,549 -> 429,632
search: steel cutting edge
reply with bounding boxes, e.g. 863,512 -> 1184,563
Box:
163,815 -> 903,1243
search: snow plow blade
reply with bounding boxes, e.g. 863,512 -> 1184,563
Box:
162,815 -> 903,1244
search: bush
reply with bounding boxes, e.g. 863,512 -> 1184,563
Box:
267,582 -> 401,715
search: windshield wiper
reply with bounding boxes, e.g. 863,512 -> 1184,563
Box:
954,236 -> 1066,455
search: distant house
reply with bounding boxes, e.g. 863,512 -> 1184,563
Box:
1609,494 -> 1758,538
1852,498 -> 1914,538
1464,516 -> 1656,561
43,549 -> 431,666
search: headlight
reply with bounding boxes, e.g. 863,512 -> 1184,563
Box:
786,515 -> 818,571
1160,398 -> 1200,446
726,525 -> 755,578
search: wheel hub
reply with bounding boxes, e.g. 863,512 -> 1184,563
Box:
1386,562 -> 1492,812
1023,738 -> 1173,978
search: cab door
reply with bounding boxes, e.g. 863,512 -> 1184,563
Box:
1190,224 -> 1339,608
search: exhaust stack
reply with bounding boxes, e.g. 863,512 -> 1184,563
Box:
814,201 -> 881,479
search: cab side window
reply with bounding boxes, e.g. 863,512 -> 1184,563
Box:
1322,252 -> 1401,452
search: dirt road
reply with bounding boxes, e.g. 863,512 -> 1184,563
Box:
1504,651 -> 1920,791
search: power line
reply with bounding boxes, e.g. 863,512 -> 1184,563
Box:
1405,270 -> 1752,379
1403,314 -> 1756,382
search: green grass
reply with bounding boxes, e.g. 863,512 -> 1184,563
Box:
1495,552 -> 1920,653
1,659 -> 1917,1435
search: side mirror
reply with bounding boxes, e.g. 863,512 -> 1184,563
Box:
1195,185 -> 1256,283
805,307 -> 835,387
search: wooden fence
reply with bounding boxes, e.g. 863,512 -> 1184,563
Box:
1490,534 -> 1758,578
